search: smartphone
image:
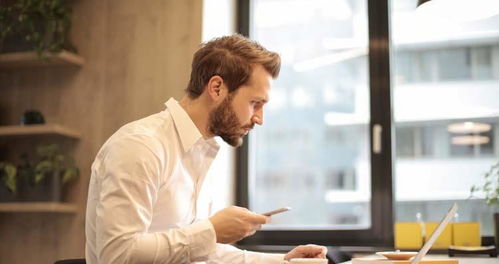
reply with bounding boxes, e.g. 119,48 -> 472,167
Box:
262,206 -> 291,216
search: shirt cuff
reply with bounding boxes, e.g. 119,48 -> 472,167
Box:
252,252 -> 286,264
185,219 -> 217,261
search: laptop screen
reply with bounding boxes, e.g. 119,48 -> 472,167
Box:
411,203 -> 458,264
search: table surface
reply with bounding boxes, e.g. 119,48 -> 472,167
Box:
340,255 -> 499,264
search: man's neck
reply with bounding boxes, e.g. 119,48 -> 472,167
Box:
179,95 -> 213,139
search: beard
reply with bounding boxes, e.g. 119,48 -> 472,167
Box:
208,95 -> 254,147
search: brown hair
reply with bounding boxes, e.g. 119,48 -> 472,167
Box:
185,34 -> 281,99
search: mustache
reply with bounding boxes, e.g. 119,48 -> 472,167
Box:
242,123 -> 255,130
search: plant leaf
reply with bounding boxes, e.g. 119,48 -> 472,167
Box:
5,171 -> 17,193
35,160 -> 54,183
0,162 -> 17,192
62,167 -> 78,184
34,171 -> 45,184
37,144 -> 58,159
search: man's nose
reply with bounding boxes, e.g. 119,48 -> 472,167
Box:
252,109 -> 264,126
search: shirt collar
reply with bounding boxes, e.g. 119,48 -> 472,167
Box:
165,98 -> 219,152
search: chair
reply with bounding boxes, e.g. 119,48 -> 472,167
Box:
54,259 -> 86,264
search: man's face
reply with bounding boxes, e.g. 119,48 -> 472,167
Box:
208,64 -> 272,147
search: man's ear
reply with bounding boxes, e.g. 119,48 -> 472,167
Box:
206,75 -> 226,101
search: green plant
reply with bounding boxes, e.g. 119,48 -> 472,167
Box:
0,143 -> 79,193
32,143 -> 79,184
0,161 -> 17,192
0,4 -> 15,52
470,162 -> 499,206
0,0 -> 75,55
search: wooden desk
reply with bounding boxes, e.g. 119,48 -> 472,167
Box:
340,255 -> 498,264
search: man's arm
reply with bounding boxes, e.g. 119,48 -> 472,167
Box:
206,244 -> 327,264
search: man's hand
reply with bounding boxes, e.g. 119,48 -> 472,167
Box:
209,206 -> 269,244
284,245 -> 328,260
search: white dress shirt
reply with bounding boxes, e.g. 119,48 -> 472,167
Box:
85,98 -> 285,264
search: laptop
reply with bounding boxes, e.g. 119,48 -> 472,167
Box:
352,203 -> 458,264
410,203 -> 458,264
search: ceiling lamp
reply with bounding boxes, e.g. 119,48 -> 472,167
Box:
451,135 -> 490,145
416,0 -> 499,22
447,122 -> 492,134
417,0 -> 431,7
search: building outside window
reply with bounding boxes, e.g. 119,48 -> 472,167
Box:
391,0 -> 499,236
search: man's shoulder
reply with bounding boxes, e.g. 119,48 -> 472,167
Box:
118,111 -> 175,140
102,111 -> 179,155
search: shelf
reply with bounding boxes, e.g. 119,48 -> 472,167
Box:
0,202 -> 77,213
0,124 -> 81,139
0,50 -> 85,68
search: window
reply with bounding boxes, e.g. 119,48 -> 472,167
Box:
247,0 -> 372,230
238,0 -> 498,246
237,0 -> 393,246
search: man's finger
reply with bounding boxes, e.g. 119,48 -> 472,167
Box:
318,246 -> 327,256
252,213 -> 269,224
303,245 -> 327,258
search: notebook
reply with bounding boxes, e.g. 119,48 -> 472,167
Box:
352,203 -> 459,264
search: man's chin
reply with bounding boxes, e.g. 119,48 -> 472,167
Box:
221,135 -> 244,147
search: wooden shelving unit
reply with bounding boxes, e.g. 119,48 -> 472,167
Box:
0,50 -> 85,68
0,202 -> 77,213
0,124 -> 81,139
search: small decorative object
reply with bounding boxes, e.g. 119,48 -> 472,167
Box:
0,143 -> 79,202
20,110 -> 45,125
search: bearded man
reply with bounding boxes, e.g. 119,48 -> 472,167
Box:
85,34 -> 327,264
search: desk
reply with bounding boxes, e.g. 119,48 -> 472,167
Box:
339,255 -> 499,264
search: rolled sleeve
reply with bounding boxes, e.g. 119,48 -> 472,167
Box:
207,243 -> 285,264
153,219 -> 217,262
186,219 -> 217,260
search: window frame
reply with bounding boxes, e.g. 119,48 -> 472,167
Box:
235,0 -> 395,247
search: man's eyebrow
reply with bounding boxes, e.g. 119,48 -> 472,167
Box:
256,97 -> 268,104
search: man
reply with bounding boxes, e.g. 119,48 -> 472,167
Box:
85,34 -> 327,263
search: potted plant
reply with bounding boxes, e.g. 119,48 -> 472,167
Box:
0,143 -> 79,202
470,162 -> 499,246
0,4 -> 16,52
0,0 -> 76,56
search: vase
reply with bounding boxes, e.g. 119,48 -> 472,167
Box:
18,170 -> 62,202
0,185 -> 19,202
